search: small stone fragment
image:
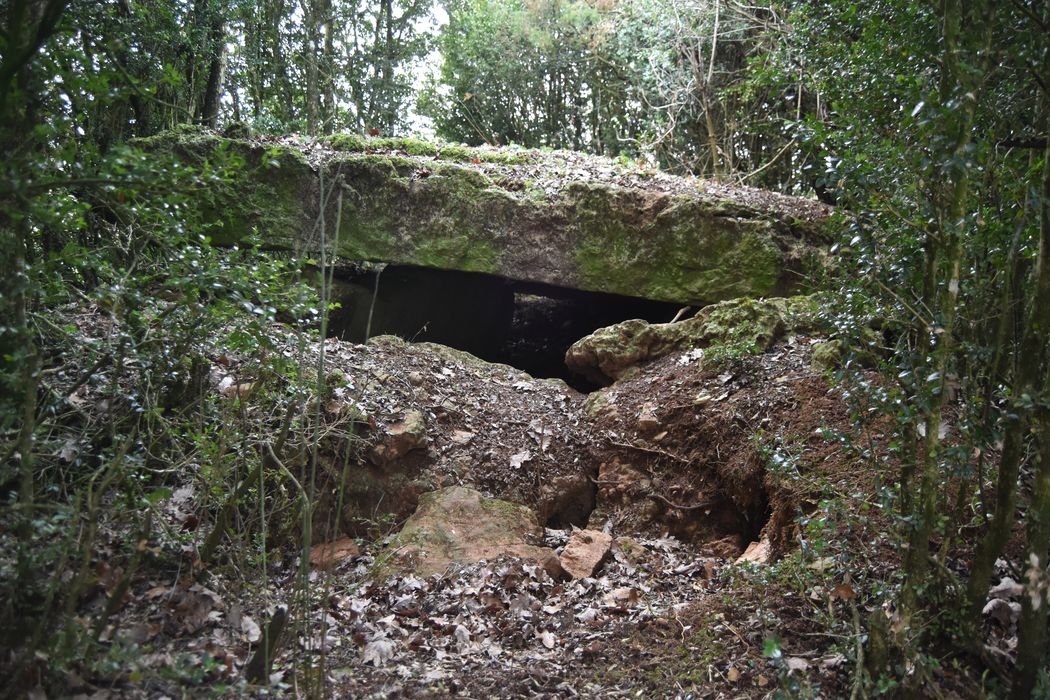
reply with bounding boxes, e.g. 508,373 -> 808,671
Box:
451,430 -> 475,445
735,537 -> 771,565
309,537 -> 361,570
636,403 -> 660,434
560,529 -> 613,579
368,409 -> 428,465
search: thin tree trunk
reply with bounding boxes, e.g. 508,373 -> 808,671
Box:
271,0 -> 294,122
966,92 -> 1050,633
901,0 -> 991,622
1009,87 -> 1050,700
303,0 -> 320,135
320,0 -> 334,132
199,6 -> 227,128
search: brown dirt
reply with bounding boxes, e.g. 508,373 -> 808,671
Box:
29,319 -> 939,699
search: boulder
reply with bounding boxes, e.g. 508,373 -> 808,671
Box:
379,486 -> 563,579
139,131 -> 830,307
567,295 -> 823,385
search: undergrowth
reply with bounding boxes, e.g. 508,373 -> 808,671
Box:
0,145 -> 359,697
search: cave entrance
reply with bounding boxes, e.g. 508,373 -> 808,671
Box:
326,264 -> 683,391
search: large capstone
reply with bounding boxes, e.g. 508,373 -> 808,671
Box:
137,131 -> 831,307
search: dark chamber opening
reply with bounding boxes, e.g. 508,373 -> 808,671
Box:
326,264 -> 684,391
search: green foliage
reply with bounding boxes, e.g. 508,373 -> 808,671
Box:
423,0 -> 806,185
421,0 -> 610,150
752,1 -> 1050,691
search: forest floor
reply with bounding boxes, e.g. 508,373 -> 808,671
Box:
6,307 -> 1021,698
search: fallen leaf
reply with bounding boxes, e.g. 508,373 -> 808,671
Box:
539,630 -> 556,649
126,622 -> 162,644
727,666 -> 740,682
510,450 -> 532,469
830,583 -> 856,600
361,638 -> 395,666
58,440 -> 79,463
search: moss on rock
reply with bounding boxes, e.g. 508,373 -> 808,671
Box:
323,133 -> 533,165
134,131 -> 311,247
141,130 -> 829,306
571,187 -> 784,303
566,295 -> 824,385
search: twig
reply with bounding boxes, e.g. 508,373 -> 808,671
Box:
738,138 -> 798,182
647,490 -> 716,511
610,439 -> 691,464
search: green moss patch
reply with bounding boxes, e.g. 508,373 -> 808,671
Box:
323,133 -> 533,165
571,187 -> 784,304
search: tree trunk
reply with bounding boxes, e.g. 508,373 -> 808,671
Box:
199,5 -> 227,128
320,0 -> 334,132
303,0 -> 320,135
900,0 -> 991,622
1010,82 -> 1050,700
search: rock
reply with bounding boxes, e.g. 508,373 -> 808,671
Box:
735,537 -> 771,565
309,537 -> 361,570
379,486 -> 563,579
707,535 -> 745,559
636,403 -> 661,434
582,391 -> 619,421
368,409 -> 428,465
143,132 -> 829,307
567,296 -> 823,384
450,429 -> 475,445
810,339 -> 844,371
982,598 -> 1021,627
988,576 -> 1024,599
594,458 -> 650,506
537,473 -> 595,529
559,529 -> 613,579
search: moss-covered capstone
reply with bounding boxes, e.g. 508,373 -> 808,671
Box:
140,129 -> 831,305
